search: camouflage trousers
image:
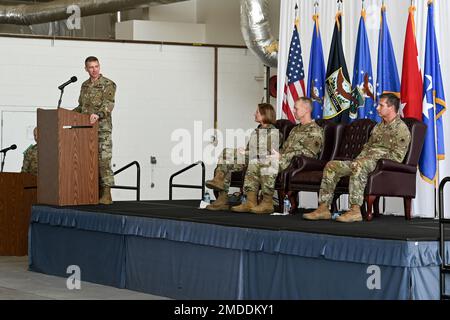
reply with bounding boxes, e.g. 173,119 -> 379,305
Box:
99,131 -> 114,187
243,158 -> 279,196
215,148 -> 247,193
319,158 -> 377,206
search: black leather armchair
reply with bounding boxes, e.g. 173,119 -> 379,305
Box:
286,119 -> 376,213
363,118 -> 426,220
276,119 -> 344,213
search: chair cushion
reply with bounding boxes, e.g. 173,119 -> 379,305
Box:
337,119 -> 375,159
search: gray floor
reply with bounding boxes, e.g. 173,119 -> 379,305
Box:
0,256 -> 169,300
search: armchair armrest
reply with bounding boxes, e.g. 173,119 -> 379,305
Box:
333,157 -> 353,161
288,157 -> 328,180
374,159 -> 417,174
292,156 -> 328,171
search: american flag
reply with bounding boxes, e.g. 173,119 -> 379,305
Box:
282,24 -> 306,123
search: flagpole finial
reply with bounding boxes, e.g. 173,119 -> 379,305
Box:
337,0 -> 343,12
314,1 -> 319,15
362,0 -> 365,10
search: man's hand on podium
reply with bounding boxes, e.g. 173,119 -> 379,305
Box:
90,113 -> 99,124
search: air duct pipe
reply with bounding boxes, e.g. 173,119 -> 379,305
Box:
0,0 -> 187,25
240,0 -> 278,68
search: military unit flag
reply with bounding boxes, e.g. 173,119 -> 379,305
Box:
419,1 -> 446,183
400,6 -> 423,120
376,5 -> 400,111
351,9 -> 376,122
307,14 -> 326,120
323,12 -> 354,122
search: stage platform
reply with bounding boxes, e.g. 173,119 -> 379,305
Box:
28,200 -> 450,299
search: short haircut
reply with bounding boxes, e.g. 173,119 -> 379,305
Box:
85,56 -> 99,65
380,93 -> 400,112
258,103 -> 276,125
296,96 -> 313,111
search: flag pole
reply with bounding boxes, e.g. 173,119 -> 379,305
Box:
313,1 -> 319,34
429,0 -> 439,219
361,0 -> 366,20
434,92 -> 439,219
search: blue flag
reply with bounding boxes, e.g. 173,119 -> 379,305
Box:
350,11 -> 376,122
307,15 -> 326,120
376,6 -> 400,115
419,1 -> 446,183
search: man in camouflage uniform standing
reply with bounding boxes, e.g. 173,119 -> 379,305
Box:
21,127 -> 38,175
232,97 -> 324,214
304,93 -> 411,222
73,56 -> 116,205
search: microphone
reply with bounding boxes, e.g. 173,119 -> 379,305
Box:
58,76 -> 77,90
0,144 -> 17,153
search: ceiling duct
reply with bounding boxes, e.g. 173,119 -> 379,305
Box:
240,0 -> 278,68
0,0 -> 187,25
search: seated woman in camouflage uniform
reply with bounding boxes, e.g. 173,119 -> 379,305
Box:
205,103 -> 280,211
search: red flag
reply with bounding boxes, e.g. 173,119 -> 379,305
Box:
400,6 -> 423,120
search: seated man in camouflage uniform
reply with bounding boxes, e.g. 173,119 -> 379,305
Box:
304,93 -> 411,223
21,127 -> 38,175
205,103 -> 279,211
232,97 -> 324,214
73,56 -> 117,205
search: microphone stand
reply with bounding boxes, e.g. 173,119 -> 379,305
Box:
57,88 -> 64,109
0,152 -> 6,173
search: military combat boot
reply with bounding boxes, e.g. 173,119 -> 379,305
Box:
205,170 -> 225,191
206,192 -> 230,211
231,191 -> 257,213
250,193 -> 274,214
303,203 -> 331,220
99,186 -> 113,205
336,204 -> 362,223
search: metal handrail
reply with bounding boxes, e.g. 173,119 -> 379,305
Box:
111,161 -> 141,201
169,161 -> 205,200
438,176 -> 450,300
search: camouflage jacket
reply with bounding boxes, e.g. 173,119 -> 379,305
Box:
73,75 -> 116,132
357,115 -> 411,163
280,121 -> 324,169
245,124 -> 281,161
21,143 -> 38,175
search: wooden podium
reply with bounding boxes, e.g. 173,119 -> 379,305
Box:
0,173 -> 37,256
37,108 -> 99,206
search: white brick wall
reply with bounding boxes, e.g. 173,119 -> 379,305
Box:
0,36 -> 265,201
